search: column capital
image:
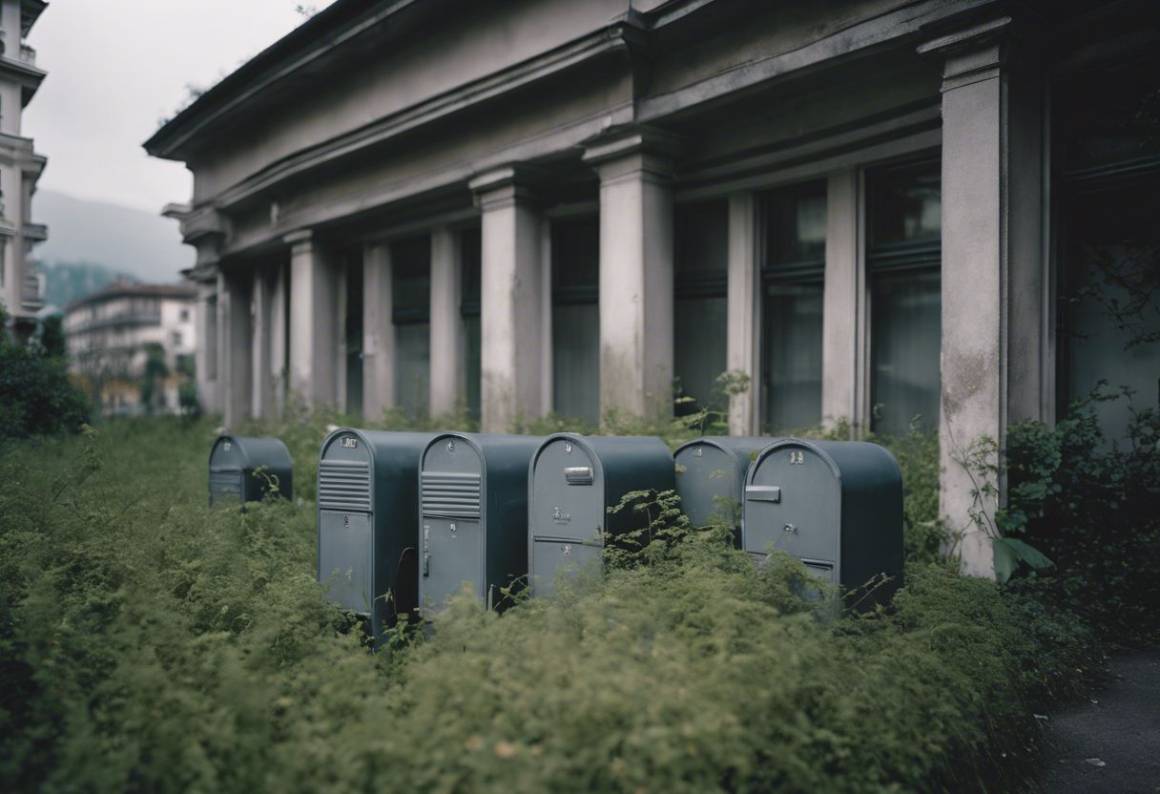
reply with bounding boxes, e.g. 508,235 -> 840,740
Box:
468,165 -> 542,211
282,229 -> 314,252
918,16 -> 1011,92
582,125 -> 680,184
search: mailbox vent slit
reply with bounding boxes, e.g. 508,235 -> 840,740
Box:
421,472 -> 482,519
318,460 -> 372,511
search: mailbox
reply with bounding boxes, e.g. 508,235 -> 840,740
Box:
528,433 -> 674,596
674,436 -> 778,544
317,429 -> 433,636
743,439 -> 903,603
418,433 -> 543,611
208,434 -> 293,507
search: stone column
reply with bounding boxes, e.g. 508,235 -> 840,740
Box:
220,268 -> 252,428
429,226 -> 464,417
286,230 -> 338,409
362,241 -> 395,421
269,260 -> 289,419
584,130 -> 677,420
469,166 -> 546,432
726,192 -> 760,435
194,278 -> 220,415
921,17 -> 1030,578
250,266 -> 272,419
821,169 -> 865,435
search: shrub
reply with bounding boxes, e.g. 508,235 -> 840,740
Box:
1003,391 -> 1160,643
0,310 -> 88,441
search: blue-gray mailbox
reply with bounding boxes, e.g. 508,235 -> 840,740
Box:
317,429 -> 433,635
209,434 -> 293,507
743,439 -> 903,603
418,433 -> 542,611
528,434 -> 674,596
674,436 -> 777,543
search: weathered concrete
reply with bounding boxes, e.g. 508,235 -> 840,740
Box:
268,261 -> 288,419
821,169 -> 863,434
726,192 -> 760,435
470,167 -> 546,432
586,131 -> 676,420
194,280 -> 221,415
924,19 -> 1011,578
361,241 -> 395,421
429,227 -> 463,417
287,231 -> 338,408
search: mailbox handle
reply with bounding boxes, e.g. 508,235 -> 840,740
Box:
564,466 -> 594,485
745,485 -> 782,503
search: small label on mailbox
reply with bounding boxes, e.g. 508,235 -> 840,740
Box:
341,436 -> 358,449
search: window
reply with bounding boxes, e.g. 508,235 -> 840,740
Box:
344,254 -> 364,417
761,181 -> 826,432
179,308 -> 190,322
391,235 -> 431,418
460,227 -> 482,420
205,295 -> 218,380
866,160 -> 941,435
551,216 -> 600,423
674,200 -> 728,416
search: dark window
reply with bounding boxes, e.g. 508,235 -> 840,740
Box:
345,254 -> 364,417
551,216 -> 600,423
867,160 -> 941,435
391,235 -> 430,418
460,226 -> 482,421
761,181 -> 826,432
674,200 -> 728,416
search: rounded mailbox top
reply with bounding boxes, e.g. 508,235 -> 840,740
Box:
747,438 -> 901,486
209,434 -> 292,471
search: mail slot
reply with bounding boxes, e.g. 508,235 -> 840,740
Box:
317,428 -> 433,637
743,439 -> 903,606
528,433 -> 674,596
208,434 -> 293,507
418,433 -> 543,611
674,436 -> 778,545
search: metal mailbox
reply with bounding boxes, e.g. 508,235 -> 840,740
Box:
743,439 -> 903,603
674,436 -> 778,544
208,434 -> 293,507
418,433 -> 543,611
317,428 -> 433,635
528,433 -> 674,596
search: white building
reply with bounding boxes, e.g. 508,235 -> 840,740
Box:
146,0 -> 1160,576
63,283 -> 197,416
0,0 -> 46,337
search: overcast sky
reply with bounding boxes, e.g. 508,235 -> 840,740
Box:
23,0 -> 336,213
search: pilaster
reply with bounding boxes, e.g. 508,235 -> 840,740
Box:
286,230 -> 338,409
726,192 -> 760,435
362,241 -> 396,421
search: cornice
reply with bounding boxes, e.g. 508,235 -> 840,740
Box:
211,23 -> 639,212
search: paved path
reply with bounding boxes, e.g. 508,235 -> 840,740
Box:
1037,649 -> 1160,792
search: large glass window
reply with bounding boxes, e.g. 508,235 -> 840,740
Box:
761,181 -> 826,432
1054,50 -> 1160,442
551,216 -> 600,423
344,254 -> 363,417
391,235 -> 430,418
674,200 -> 728,416
867,160 -> 941,435
460,227 -> 482,421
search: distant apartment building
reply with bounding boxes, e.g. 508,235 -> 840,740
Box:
64,283 -> 197,416
147,0 -> 1160,575
0,0 -> 46,336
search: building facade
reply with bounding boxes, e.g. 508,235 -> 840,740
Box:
64,283 -> 197,416
146,0 -> 1160,576
0,0 -> 47,335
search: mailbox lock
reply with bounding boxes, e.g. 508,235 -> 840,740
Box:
447,439 -> 455,453
564,442 -> 573,454
783,522 -> 798,534
449,522 -> 457,535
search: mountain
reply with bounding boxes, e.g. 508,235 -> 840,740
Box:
41,261 -> 137,310
33,189 -> 192,283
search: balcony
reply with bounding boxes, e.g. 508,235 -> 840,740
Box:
20,270 -> 41,312
18,43 -> 34,66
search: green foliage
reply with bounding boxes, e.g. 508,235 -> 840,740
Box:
0,419 -> 1098,792
1003,390 -> 1160,642
0,310 -> 89,441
